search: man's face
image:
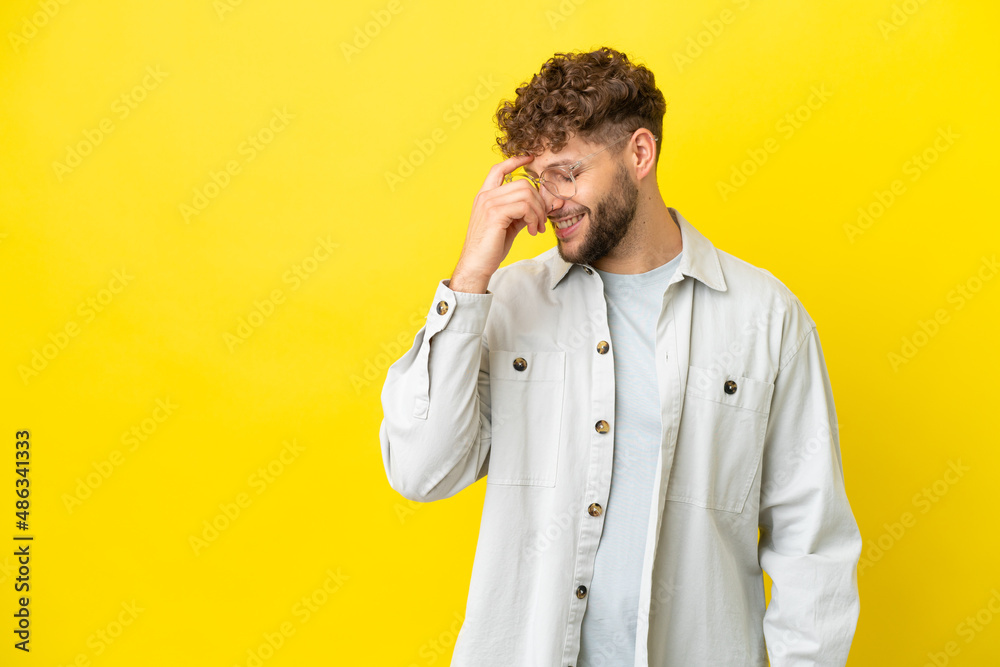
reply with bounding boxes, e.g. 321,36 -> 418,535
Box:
526,135 -> 640,267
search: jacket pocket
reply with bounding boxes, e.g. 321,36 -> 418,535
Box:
486,349 -> 565,487
666,364 -> 775,512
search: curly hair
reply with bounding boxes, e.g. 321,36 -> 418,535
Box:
494,46 -> 667,167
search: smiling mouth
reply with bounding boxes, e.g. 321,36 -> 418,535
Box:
552,213 -> 584,229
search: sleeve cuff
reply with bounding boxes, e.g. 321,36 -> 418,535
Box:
425,278 -> 493,336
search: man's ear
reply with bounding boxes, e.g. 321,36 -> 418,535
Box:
633,132 -> 657,180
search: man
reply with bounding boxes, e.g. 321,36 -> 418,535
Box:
379,46 -> 861,666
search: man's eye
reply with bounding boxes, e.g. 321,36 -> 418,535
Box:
545,170 -> 573,183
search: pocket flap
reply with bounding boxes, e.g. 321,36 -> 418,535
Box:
685,365 -> 774,415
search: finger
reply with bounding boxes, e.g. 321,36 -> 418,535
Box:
505,217 -> 528,248
511,180 -> 548,233
480,153 -> 535,194
489,193 -> 541,235
513,179 -> 549,231
489,188 -> 547,233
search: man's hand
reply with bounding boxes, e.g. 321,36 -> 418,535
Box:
450,154 -> 549,293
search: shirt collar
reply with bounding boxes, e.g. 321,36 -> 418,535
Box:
547,207 -> 729,292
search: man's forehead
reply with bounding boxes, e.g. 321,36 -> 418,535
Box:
523,135 -> 601,175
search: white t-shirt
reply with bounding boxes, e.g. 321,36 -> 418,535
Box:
579,250 -> 684,667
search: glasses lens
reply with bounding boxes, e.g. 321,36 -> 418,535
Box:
507,169 -> 539,189
541,168 -> 574,199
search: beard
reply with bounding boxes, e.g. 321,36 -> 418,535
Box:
556,159 -> 639,267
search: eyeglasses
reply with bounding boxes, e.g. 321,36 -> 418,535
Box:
503,132 -> 658,200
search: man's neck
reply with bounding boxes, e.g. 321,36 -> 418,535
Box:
591,196 -> 682,274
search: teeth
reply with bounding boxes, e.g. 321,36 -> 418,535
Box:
555,213 -> 583,229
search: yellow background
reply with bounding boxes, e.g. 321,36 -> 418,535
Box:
2,0 -> 997,664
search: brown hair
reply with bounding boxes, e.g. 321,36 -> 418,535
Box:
494,46 -> 668,167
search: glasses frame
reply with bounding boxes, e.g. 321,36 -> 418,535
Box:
504,132 -> 659,200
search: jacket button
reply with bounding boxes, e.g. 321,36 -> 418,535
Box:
596,341 -> 609,354
436,300 -> 449,315
588,503 -> 603,516
724,380 -> 737,394
576,585 -> 588,598
512,357 -> 527,371
595,420 -> 609,433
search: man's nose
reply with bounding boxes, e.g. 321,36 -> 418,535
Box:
543,190 -> 566,218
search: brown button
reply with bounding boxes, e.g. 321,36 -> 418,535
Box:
584,266 -> 593,275
436,300 -> 449,315
595,420 -> 609,433
724,380 -> 737,394
596,341 -> 609,354
513,357 -> 527,372
588,503 -> 603,517
576,585 -> 588,598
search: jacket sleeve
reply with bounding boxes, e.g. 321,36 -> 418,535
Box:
757,321 -> 862,666
378,278 -> 494,502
